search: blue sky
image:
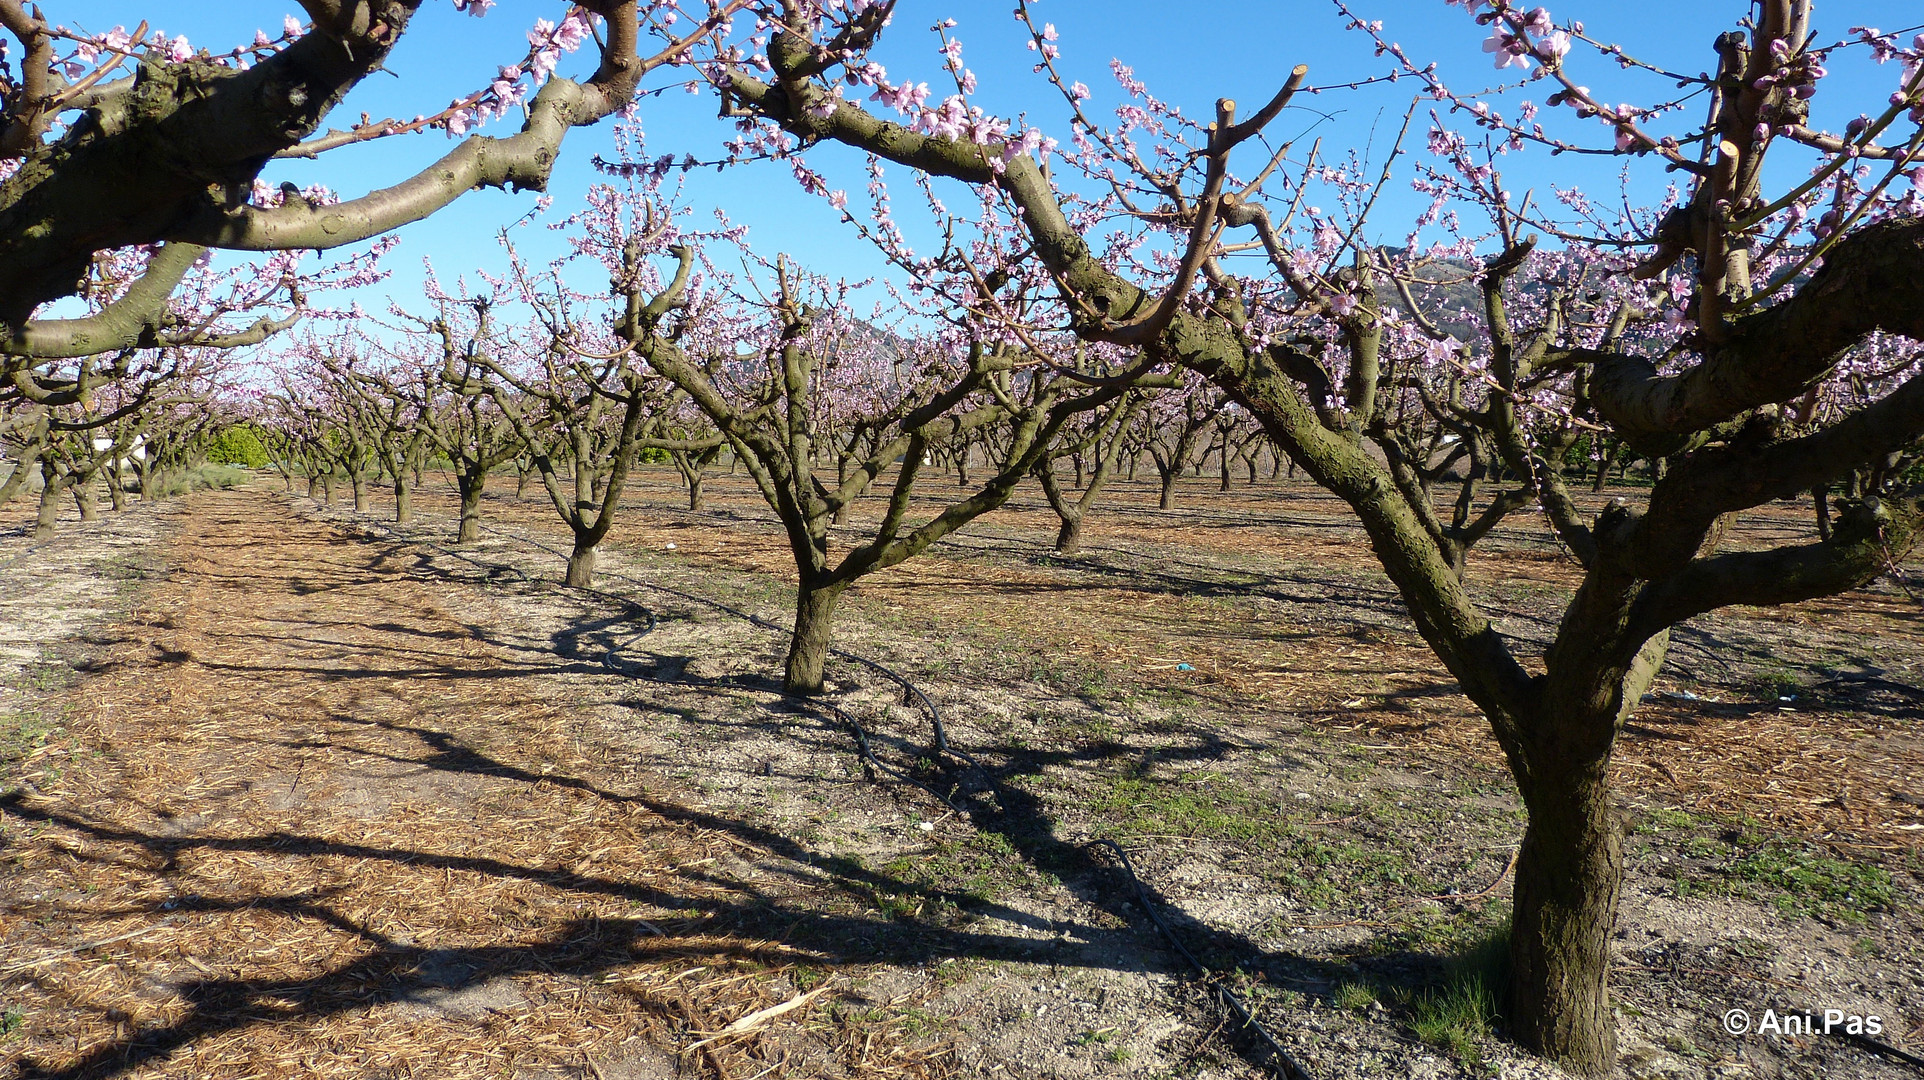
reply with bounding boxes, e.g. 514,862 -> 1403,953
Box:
48,1 -> 1924,321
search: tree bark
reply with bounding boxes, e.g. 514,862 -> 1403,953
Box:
1159,468 -> 1178,510
32,466 -> 61,539
394,474 -> 413,525
74,477 -> 98,521
456,470 -> 484,544
1510,757 -> 1623,1078
352,474 -> 369,514
565,540 -> 597,589
1055,513 -> 1084,555
687,473 -> 704,511
783,580 -> 846,695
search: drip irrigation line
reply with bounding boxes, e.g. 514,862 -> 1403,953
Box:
0,538 -> 53,573
1774,1010 -> 1924,1072
311,496 -> 1312,1078
1089,839 -> 1315,1080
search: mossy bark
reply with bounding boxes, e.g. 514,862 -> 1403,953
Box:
783,580 -> 846,696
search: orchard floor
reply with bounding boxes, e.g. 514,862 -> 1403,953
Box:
0,470 -> 1920,1080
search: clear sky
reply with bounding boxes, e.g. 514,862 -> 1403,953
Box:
47,1 -> 1924,321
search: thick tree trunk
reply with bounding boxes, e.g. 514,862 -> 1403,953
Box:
1158,469 -> 1178,510
74,479 -> 98,521
305,474 -> 318,499
1054,513 -> 1084,555
320,472 -> 334,504
565,540 -> 597,588
108,467 -> 125,512
783,580 -> 846,695
688,474 -> 704,512
1510,758 -> 1622,1078
1219,448 -> 1232,492
33,471 -> 61,539
394,475 -> 413,525
352,474 -> 369,514
456,472 -> 483,544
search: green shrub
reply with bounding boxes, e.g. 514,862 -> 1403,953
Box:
204,425 -> 270,468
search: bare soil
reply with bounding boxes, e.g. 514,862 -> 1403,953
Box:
3,469 -> 1921,1080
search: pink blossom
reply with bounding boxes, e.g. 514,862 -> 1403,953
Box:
1484,29 -> 1530,69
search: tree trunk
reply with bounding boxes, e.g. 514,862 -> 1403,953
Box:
1054,513 -> 1084,555
565,540 -> 597,588
688,474 -> 704,512
352,474 -> 369,514
74,478 -> 98,521
515,464 -> 531,498
1510,760 -> 1622,1078
1219,448 -> 1232,492
457,471 -> 483,544
33,469 -> 61,539
306,474 -> 319,499
394,475 -> 413,525
783,580 -> 846,695
1592,444 -> 1621,493
1158,468 -> 1178,510
1812,484 -> 1833,542
321,472 -> 334,504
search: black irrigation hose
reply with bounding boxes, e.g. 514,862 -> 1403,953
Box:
0,538 -> 53,573
1089,839 -> 1315,1080
316,498 -> 1316,1077
1774,1009 -> 1924,1073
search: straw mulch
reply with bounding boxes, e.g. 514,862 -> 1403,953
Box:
0,489 -> 952,1079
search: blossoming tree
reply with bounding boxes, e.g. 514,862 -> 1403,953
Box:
0,0 -> 746,405
705,0 -> 1924,1071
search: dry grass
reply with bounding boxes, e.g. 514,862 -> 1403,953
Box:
1,490 -> 951,1079
447,469 -> 1924,855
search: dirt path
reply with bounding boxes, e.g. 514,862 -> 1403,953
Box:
0,490 -> 963,1079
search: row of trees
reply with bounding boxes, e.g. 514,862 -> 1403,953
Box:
7,1 -> 1923,1075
